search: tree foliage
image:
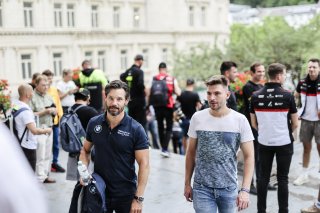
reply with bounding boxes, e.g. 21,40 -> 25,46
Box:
173,15 -> 320,83
230,0 -> 317,8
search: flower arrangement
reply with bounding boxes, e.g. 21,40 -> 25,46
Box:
229,71 -> 251,113
0,79 -> 12,119
72,67 -> 81,87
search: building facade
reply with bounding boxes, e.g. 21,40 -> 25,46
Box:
0,0 -> 229,89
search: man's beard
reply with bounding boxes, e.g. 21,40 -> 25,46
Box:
107,105 -> 124,116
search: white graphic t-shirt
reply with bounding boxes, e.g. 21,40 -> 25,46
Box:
56,80 -> 77,107
188,108 -> 254,188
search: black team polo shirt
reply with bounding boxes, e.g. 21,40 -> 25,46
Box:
86,112 -> 149,199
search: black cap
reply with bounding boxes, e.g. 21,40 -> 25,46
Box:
186,79 -> 195,85
75,88 -> 90,97
159,62 -> 167,69
134,54 -> 144,61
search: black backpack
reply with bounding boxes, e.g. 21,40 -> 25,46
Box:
60,105 -> 86,153
149,76 -> 168,107
5,107 -> 29,143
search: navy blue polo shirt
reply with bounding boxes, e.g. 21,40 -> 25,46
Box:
86,113 -> 149,198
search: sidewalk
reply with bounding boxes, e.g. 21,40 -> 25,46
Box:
46,141 -> 319,213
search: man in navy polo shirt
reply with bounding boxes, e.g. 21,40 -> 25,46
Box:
80,80 -> 150,213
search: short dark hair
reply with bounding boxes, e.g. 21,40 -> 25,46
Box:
250,62 -> 263,73
32,72 -> 40,81
42,69 -> 54,77
205,75 -> 228,88
104,80 -> 130,100
268,63 -> 286,80
220,61 -> 237,75
308,58 -> 320,66
82,60 -> 91,67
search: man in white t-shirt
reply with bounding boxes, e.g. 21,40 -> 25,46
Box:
14,84 -> 52,171
184,75 -> 254,213
56,69 -> 78,113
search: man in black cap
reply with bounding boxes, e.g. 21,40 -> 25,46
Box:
120,54 -> 147,129
177,79 -> 202,153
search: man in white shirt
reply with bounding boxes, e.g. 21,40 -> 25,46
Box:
56,69 -> 78,113
14,84 -> 52,171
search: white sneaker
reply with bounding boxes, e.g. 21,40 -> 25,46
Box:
160,150 -> 170,158
293,174 -> 309,186
301,204 -> 320,213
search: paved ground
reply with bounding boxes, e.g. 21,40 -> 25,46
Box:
45,140 -> 319,213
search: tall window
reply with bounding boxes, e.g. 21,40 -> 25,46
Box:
142,49 -> 149,68
113,6 -> 120,28
53,53 -> 63,76
133,7 -> 140,28
188,6 -> 194,27
54,3 -> 63,27
23,2 -> 33,27
0,1 -> 2,27
120,50 -> 127,69
98,51 -> 106,72
84,51 -> 93,63
162,48 -> 168,62
91,5 -> 98,28
201,6 -> 206,26
67,4 -> 75,27
21,54 -> 32,79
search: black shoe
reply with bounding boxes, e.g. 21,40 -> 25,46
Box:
250,185 -> 258,195
51,163 -> 66,173
268,183 -> 277,191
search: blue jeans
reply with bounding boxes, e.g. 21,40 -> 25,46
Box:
193,182 -> 237,213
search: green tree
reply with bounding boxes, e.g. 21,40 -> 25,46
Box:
172,43 -> 224,82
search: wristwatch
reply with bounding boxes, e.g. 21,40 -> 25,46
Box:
134,195 -> 144,203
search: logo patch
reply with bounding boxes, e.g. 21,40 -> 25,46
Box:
267,94 -> 274,98
117,129 -> 130,137
275,102 -> 283,106
89,185 -> 97,194
275,94 -> 283,98
268,101 -> 272,107
258,103 -> 264,106
258,95 -> 264,98
267,89 -> 274,92
94,125 -> 102,133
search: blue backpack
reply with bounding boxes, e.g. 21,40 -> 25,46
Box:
81,173 -> 107,213
60,105 -> 86,153
69,173 -> 107,213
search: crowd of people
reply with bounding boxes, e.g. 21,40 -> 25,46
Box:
1,54 -> 320,213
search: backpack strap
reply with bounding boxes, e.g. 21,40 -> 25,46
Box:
68,105 -> 86,114
12,107 -> 29,143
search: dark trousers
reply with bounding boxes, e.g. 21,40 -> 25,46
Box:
52,125 -> 60,164
128,106 -> 146,130
257,143 -> 293,213
154,107 -> 173,151
106,196 -> 133,213
253,127 -> 261,184
22,147 -> 37,171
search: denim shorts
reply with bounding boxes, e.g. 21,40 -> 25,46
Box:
193,182 -> 237,213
